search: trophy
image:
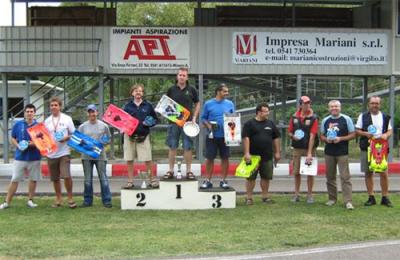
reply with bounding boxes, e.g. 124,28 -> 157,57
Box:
55,131 -> 64,142
18,140 -> 29,151
208,121 -> 218,139
139,170 -> 149,189
326,128 -> 337,141
294,129 -> 305,139
176,156 -> 183,179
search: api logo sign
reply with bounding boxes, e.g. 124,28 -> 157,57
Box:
236,34 -> 257,56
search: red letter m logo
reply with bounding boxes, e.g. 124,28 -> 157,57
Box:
236,34 -> 256,56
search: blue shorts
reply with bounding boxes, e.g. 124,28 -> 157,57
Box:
166,124 -> 193,150
205,137 -> 230,160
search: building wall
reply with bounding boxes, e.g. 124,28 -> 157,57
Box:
0,26 -> 395,76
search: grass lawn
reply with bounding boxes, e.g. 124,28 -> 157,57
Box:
0,193 -> 400,259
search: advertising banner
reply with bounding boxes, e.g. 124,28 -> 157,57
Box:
110,27 -> 189,69
233,32 -> 387,65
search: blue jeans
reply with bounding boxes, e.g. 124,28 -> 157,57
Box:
82,160 -> 112,206
166,124 -> 193,150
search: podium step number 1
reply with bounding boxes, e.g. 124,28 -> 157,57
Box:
121,156 -> 236,210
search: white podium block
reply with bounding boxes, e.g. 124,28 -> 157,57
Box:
121,179 -> 236,210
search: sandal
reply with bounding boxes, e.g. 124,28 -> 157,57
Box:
163,171 -> 174,179
148,179 -> 159,188
68,201 -> 77,209
51,202 -> 62,208
186,172 -> 196,180
122,182 -> 135,189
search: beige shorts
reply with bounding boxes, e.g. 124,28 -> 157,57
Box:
292,148 -> 316,175
124,134 -> 152,162
48,155 -> 71,181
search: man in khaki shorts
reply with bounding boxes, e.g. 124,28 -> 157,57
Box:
123,84 -> 158,188
0,104 -> 41,209
44,97 -> 76,208
288,96 -> 319,204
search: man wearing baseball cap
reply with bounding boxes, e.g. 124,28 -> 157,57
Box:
78,104 -> 112,208
288,96 -> 319,204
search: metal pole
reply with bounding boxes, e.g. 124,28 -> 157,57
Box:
109,77 -> 115,159
197,74 -> 204,162
25,76 -> 31,106
2,73 -> 10,163
98,74 -> 104,116
296,74 -> 302,107
362,77 -> 368,111
389,75 -> 395,162
11,0 -> 15,26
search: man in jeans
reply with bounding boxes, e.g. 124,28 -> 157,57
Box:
78,104 -> 112,208
200,83 -> 235,189
164,67 -> 200,180
320,100 -> 355,210
0,104 -> 41,209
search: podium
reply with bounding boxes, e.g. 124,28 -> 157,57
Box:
121,179 -> 236,210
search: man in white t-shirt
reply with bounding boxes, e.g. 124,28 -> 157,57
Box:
44,96 -> 77,208
355,96 -> 393,207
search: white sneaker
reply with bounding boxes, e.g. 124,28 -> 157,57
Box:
346,202 -> 354,210
325,200 -> 336,206
306,195 -> 314,204
27,200 -> 38,208
0,202 -> 9,209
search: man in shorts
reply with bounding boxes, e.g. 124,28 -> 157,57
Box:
0,104 -> 41,209
164,67 -> 200,180
78,104 -> 112,208
242,103 -> 281,205
200,83 -> 235,189
288,96 -> 319,204
44,96 -> 76,208
123,83 -> 158,188
355,96 -> 393,207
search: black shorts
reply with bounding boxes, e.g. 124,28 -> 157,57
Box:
205,137 -> 230,160
247,160 -> 274,180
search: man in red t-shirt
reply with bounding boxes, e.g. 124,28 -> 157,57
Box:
288,96 -> 319,204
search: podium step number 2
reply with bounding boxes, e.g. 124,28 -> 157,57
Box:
121,179 -> 236,210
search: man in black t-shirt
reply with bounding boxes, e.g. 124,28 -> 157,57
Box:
242,103 -> 281,205
164,67 -> 200,180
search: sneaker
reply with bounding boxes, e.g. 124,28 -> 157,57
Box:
200,180 -> 213,189
104,204 -> 112,208
325,200 -> 336,206
262,198 -> 274,204
246,198 -> 253,206
364,195 -> 376,206
27,200 -> 38,208
306,195 -> 314,204
79,203 -> 92,208
219,180 -> 230,189
291,195 -> 300,203
381,196 -> 393,208
346,202 -> 354,210
0,202 -> 9,209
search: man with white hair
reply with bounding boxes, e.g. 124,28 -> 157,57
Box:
320,100 -> 355,210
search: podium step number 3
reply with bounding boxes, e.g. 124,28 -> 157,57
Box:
121,179 -> 236,210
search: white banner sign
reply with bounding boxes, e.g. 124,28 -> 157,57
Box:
233,32 -> 387,65
110,27 -> 189,69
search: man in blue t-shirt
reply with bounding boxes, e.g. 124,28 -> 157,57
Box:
200,83 -> 235,189
320,100 -> 356,210
0,104 -> 41,210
